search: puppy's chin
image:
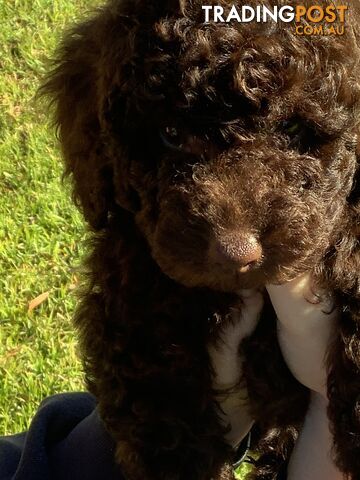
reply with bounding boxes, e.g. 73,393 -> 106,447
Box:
151,249 -> 307,292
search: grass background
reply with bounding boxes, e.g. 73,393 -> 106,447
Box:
0,0 -> 102,435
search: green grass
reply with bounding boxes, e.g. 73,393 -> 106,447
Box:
0,0 -> 102,435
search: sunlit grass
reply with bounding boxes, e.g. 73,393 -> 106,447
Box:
0,0 -> 101,435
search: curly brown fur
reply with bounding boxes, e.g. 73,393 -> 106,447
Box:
41,1 -> 360,479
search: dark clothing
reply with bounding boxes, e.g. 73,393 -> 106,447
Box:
0,393 -> 124,480
0,392 -> 285,479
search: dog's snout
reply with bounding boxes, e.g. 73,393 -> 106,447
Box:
209,232 -> 262,272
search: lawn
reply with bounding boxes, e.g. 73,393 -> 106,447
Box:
0,0 -> 102,435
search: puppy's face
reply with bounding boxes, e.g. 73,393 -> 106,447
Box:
106,2 -> 360,292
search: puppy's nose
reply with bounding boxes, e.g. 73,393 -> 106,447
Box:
210,232 -> 262,271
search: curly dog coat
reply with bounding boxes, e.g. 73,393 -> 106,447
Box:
43,0 -> 360,478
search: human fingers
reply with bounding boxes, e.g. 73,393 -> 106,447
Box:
266,273 -> 335,336
266,273 -> 338,396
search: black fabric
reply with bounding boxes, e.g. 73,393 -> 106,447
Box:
0,392 -> 286,479
0,393 -> 124,480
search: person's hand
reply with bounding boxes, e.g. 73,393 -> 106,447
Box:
267,273 -> 342,479
266,273 -> 338,397
207,289 -> 263,448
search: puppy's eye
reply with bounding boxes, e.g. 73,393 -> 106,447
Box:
283,120 -> 301,136
281,118 -> 319,154
160,126 -> 185,151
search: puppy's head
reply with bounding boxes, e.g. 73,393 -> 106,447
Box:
44,0 -> 360,292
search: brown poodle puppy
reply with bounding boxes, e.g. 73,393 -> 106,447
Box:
43,0 -> 360,479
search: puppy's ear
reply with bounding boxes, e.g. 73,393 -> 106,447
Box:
41,11 -> 137,230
